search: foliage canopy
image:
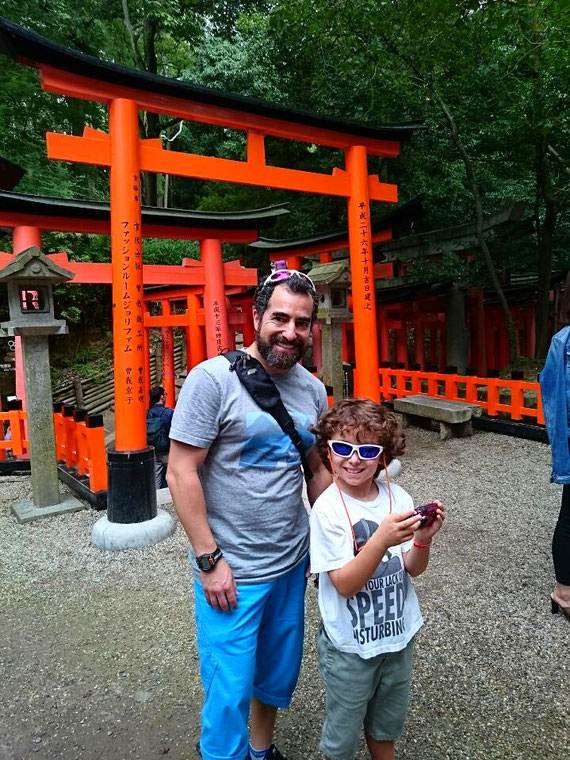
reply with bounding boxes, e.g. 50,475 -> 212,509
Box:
0,0 -> 568,363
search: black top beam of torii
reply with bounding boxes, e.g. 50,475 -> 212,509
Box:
0,190 -> 289,236
249,196 -> 425,254
0,17 -> 421,147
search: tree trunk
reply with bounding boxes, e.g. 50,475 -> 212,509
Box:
432,90 -> 518,365
142,17 -> 160,207
535,139 -> 558,360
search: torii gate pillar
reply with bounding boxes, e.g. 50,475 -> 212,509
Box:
92,98 -> 174,551
12,226 -> 42,410
346,146 -> 380,401
201,238 -> 231,356
161,300 -> 176,407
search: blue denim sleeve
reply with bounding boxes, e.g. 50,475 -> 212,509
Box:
540,327 -> 570,483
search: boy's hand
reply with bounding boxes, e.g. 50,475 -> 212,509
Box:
373,510 -> 422,550
414,501 -> 445,543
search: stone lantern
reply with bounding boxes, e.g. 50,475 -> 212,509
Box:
0,246 -> 83,521
307,260 -> 352,400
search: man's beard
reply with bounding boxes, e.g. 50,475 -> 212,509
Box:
255,330 -> 307,370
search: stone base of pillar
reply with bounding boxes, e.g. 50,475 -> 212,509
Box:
91,508 -> 176,551
156,486 -> 173,506
11,495 -> 85,524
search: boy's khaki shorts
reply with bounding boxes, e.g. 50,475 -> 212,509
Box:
317,626 -> 414,760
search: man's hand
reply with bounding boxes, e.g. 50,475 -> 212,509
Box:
201,558 -> 238,613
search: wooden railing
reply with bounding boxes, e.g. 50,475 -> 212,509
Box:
378,368 -> 544,425
1,402 -> 107,492
53,404 -> 107,492
0,407 -> 29,459
52,343 -> 184,414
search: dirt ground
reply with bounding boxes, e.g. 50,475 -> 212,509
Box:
1,426 -> 569,760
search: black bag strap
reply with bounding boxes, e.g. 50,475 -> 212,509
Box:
223,350 -> 313,483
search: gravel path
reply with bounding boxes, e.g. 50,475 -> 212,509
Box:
1,427 -> 568,760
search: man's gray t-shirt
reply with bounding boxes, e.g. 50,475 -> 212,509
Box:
170,355 -> 328,583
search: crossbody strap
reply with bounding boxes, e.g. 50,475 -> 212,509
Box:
223,351 -> 313,483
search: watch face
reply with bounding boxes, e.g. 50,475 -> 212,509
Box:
197,552 -> 219,571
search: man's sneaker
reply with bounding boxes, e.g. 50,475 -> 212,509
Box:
263,746 -> 287,760
197,741 -> 286,760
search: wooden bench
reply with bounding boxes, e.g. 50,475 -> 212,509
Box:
393,395 -> 482,441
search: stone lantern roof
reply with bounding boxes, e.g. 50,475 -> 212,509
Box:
307,259 -> 350,286
0,245 -> 74,284
0,247 -> 74,336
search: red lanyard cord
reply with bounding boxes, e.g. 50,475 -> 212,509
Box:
326,449 -> 393,556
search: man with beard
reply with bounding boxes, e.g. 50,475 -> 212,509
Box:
168,271 -> 331,760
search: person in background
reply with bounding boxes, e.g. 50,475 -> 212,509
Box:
539,278 -> 570,620
146,385 -> 174,489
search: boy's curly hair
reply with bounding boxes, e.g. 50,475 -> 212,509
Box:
311,398 -> 405,474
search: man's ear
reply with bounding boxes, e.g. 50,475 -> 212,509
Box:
252,306 -> 260,332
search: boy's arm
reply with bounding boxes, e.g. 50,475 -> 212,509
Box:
403,504 -> 445,577
402,544 -> 431,578
329,511 -> 421,598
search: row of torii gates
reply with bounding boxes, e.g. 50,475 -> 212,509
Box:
0,17 -> 421,524
0,192 -> 406,410
0,190 -> 538,412
0,189 -> 289,406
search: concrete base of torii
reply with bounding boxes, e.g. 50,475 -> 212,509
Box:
91,508 -> 176,551
11,494 -> 86,524
92,449 -> 177,551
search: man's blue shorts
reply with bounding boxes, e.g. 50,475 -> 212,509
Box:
194,557 -> 309,760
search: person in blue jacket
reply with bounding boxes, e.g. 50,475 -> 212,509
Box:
539,306 -> 570,620
147,385 -> 174,489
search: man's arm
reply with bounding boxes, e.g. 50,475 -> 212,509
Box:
167,439 -> 238,612
306,446 -> 332,506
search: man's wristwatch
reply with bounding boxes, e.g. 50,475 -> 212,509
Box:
196,547 -> 223,572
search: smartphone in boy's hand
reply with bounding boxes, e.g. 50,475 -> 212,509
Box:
413,501 -> 440,527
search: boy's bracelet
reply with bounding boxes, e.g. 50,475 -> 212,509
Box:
413,539 -> 432,549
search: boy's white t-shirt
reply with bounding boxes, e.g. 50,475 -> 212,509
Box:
310,480 -> 423,659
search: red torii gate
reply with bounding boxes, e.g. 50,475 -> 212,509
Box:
248,197 -> 424,367
0,190 -> 284,406
142,272 -> 258,406
249,196 -> 423,267
0,18 -> 419,521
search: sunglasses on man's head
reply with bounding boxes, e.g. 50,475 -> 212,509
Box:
327,440 -> 384,460
262,269 -> 316,291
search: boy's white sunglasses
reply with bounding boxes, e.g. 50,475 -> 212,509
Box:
261,269 -> 316,291
327,440 -> 383,460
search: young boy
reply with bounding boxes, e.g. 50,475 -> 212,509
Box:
309,399 -> 444,760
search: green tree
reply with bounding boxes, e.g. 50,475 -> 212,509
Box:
2,0 -> 569,368
267,0 -> 570,362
